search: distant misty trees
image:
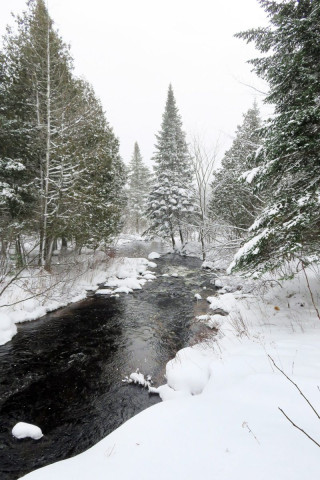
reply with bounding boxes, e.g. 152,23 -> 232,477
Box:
0,0 -> 126,270
124,142 -> 151,234
209,102 -> 264,238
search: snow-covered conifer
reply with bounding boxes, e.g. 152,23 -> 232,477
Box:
210,102 -> 264,236
147,85 -> 194,247
232,0 -> 320,273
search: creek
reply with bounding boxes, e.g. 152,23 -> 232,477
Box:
0,242 -> 216,479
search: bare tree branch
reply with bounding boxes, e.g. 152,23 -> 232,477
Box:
278,408 -> 320,449
268,355 -> 320,421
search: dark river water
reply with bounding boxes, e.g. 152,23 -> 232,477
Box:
0,242 -> 216,479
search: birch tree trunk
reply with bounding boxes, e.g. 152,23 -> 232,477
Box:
43,14 -> 52,271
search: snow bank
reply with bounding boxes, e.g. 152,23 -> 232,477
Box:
12,422 -> 43,440
0,255 -> 158,345
207,293 -> 237,314
197,313 -> 226,329
0,313 -> 17,345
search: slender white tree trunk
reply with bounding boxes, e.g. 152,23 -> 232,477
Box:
43,14 -> 51,270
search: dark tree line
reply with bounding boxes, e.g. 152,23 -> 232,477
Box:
0,0 -> 126,271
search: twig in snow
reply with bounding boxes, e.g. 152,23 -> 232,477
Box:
268,355 -> 320,421
278,408 -> 320,449
301,261 -> 320,322
242,421 -> 260,444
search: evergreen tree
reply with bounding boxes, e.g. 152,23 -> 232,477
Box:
126,142 -> 150,234
231,0 -> 320,274
0,0 -> 126,268
209,102 -> 264,236
69,81 -> 127,249
1,0 -> 76,268
0,51 -> 37,262
147,84 -> 194,248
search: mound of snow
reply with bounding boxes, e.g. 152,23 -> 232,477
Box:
107,257 -> 155,280
196,315 -> 212,321
95,288 -> 113,295
12,422 -> 43,440
120,277 -> 143,290
113,286 -> 133,294
0,313 -> 17,346
207,314 -> 226,329
148,252 -> 161,260
143,273 -> 157,280
104,278 -> 120,288
194,293 -> 202,300
207,293 -> 237,315
147,261 -> 157,269
164,347 -> 212,396
104,277 -> 144,293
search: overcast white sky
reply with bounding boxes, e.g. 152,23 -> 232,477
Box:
0,0 -> 270,165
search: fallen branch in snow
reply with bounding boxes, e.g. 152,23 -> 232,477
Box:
278,408 -> 320,449
268,355 -> 320,421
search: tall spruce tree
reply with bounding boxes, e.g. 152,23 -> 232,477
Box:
209,101 -> 264,236
126,142 -> 150,234
147,85 -> 194,248
231,0 -> 320,274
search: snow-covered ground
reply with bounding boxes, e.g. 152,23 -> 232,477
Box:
20,264 -> 320,479
0,245 -> 158,345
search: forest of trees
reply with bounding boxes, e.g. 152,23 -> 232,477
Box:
231,0 -> 320,274
1,0 -> 320,279
0,0 -> 126,272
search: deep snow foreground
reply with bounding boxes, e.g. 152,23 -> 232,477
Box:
21,266 -> 320,480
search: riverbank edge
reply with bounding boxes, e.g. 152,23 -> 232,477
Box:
0,245 -> 159,346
